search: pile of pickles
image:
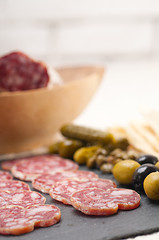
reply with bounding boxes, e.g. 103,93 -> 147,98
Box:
49,124 -> 140,174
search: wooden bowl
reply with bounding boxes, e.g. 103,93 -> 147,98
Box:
0,66 -> 105,154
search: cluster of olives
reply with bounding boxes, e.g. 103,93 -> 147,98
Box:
113,154 -> 159,200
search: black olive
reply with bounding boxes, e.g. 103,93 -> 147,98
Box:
132,163 -> 159,192
136,154 -> 158,165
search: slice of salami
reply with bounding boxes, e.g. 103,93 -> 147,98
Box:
0,190 -> 46,208
32,170 -> 99,193
0,204 -> 61,235
49,178 -> 116,205
26,204 -> 61,227
71,188 -> 141,216
103,188 -> 141,210
0,51 -> 49,91
1,155 -> 53,171
11,155 -> 79,181
0,171 -> 12,180
1,159 -> 22,171
0,180 -> 30,192
0,205 -> 33,235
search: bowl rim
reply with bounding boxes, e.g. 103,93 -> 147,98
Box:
0,65 -> 105,98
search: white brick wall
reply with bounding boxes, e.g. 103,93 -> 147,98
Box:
1,0 -> 159,19
0,0 -> 159,64
56,22 -> 153,55
0,24 -> 49,57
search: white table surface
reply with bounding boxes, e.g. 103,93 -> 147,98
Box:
75,60 -> 159,240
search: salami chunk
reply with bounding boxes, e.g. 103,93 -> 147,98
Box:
32,170 -> 98,193
11,155 -> 78,181
0,171 -> 12,180
49,178 -> 116,205
0,190 -> 46,208
0,204 -> 61,235
0,51 -> 49,91
71,188 -> 141,216
0,180 -> 30,192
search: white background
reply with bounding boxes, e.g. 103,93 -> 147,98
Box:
0,0 -> 159,65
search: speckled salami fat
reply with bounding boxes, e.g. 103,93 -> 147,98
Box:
0,51 -> 49,91
11,155 -> 79,181
0,204 -> 61,235
71,188 -> 141,216
0,191 -> 46,208
49,178 -> 116,205
0,180 -> 30,192
32,170 -> 99,193
0,171 -> 12,180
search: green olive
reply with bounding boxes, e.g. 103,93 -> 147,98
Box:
155,161 -> 159,169
144,172 -> 159,200
73,146 -> 100,165
112,160 -> 140,185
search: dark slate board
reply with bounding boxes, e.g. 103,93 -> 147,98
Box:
1,165 -> 159,240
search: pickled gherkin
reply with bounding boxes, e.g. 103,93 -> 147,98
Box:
49,142 -> 61,154
59,139 -> 84,158
73,146 -> 100,165
114,138 -> 129,151
61,124 -> 115,145
49,139 -> 83,159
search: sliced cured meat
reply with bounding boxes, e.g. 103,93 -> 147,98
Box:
11,155 -> 78,181
0,190 -> 46,208
1,159 -> 22,171
0,205 -> 33,235
104,188 -> 141,210
1,155 -> 56,171
49,178 -> 116,205
32,170 -> 98,193
71,188 -> 141,216
0,171 -> 12,180
0,51 -> 49,91
0,204 -> 61,235
26,204 -> 61,227
0,180 -> 30,192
